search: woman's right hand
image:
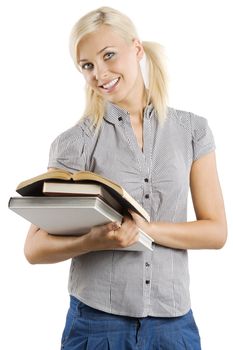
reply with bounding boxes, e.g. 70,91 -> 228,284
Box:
85,214 -> 140,251
24,215 -> 139,264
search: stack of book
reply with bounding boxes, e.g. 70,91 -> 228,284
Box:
9,169 -> 154,252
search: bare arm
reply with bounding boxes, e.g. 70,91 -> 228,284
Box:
24,217 -> 139,264
24,224 -> 90,264
129,151 -> 227,250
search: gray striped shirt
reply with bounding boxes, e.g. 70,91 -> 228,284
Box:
48,102 -> 215,317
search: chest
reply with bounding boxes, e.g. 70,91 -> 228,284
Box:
130,119 -> 143,151
88,118 -> 192,198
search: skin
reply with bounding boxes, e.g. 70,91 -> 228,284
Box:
77,25 -> 146,116
24,25 -> 227,264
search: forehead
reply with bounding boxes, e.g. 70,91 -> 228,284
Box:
77,25 -> 129,59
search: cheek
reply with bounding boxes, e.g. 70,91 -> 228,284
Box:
119,54 -> 139,77
112,60 -> 136,81
123,63 -> 139,83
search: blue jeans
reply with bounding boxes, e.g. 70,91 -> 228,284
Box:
61,295 -> 201,349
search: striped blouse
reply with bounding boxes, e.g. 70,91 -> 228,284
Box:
48,102 -> 215,317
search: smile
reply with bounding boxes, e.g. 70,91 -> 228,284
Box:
100,77 -> 120,92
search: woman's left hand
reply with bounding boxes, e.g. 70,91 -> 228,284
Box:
128,210 -> 150,234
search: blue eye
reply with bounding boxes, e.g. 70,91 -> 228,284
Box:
104,52 -> 115,60
81,52 -> 116,71
81,62 -> 94,70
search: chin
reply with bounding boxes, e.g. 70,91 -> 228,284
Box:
105,92 -> 129,105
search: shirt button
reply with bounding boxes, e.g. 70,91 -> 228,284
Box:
144,178 -> 149,182
145,194 -> 149,199
145,262 -> 150,267
145,280 -> 150,284
118,117 -> 123,121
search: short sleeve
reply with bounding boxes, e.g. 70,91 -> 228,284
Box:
47,124 -> 87,171
190,113 -> 216,161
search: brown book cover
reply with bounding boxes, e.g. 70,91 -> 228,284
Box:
16,170 -> 150,221
43,182 -> 122,213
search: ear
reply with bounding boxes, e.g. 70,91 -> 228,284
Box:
133,39 -> 144,61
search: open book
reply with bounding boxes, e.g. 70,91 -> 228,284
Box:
16,169 -> 150,221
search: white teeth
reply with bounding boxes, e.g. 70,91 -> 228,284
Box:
102,78 -> 119,89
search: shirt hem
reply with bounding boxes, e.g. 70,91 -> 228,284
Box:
69,292 -> 191,318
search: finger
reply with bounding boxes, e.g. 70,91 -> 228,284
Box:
111,229 -> 118,240
95,221 -> 120,233
127,231 -> 140,246
127,237 -> 139,248
121,219 -> 137,233
122,214 -> 133,223
116,228 -> 139,247
122,216 -> 136,228
127,226 -> 139,240
116,225 -> 138,245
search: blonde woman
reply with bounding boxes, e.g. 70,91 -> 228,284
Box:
24,7 -> 227,350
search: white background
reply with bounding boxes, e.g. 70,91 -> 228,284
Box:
1,1 -> 232,349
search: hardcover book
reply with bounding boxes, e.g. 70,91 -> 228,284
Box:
9,196 -> 154,252
16,169 -> 150,221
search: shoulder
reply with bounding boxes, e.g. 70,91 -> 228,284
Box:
166,107 -> 215,161
50,116 -> 95,149
48,116 -> 96,170
166,106 -> 211,137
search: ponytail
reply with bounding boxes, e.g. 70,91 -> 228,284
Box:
142,41 -> 168,125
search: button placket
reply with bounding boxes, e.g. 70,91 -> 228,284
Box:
143,172 -> 151,214
123,117 -> 143,171
142,115 -> 153,214
144,262 -> 152,312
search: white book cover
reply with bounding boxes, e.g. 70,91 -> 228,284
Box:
9,196 -> 154,252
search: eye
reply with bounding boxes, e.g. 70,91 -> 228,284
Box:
104,52 -> 116,60
81,62 -> 94,71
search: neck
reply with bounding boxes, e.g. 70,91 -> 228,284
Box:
115,73 -> 148,120
118,91 -> 147,120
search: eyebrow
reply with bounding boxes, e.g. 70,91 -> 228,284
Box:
78,46 -> 116,63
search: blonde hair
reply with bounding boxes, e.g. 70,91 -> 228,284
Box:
69,7 -> 168,130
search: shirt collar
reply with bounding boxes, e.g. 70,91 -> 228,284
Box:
103,101 -> 155,125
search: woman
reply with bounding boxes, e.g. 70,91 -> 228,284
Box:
24,6 -> 227,350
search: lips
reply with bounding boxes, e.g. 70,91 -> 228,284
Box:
99,77 -> 120,92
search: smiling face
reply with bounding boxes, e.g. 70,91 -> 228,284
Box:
77,25 -> 145,109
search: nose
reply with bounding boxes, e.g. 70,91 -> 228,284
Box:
93,62 -> 108,82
